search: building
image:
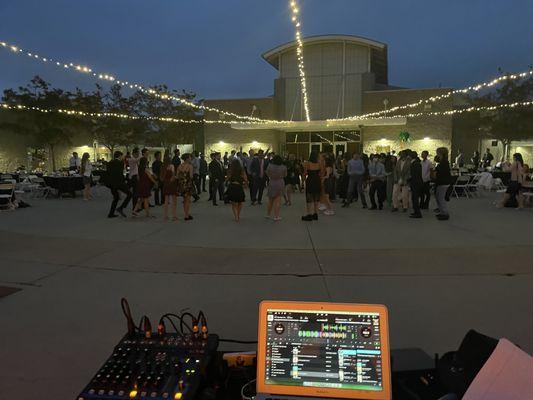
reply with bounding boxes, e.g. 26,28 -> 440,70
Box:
203,34 -> 454,159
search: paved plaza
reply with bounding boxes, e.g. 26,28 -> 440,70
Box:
1,190 -> 532,399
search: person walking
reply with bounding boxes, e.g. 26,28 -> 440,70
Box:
191,151 -> 201,202
80,152 -> 93,201
368,154 -> 386,210
342,153 -> 367,209
226,159 -> 248,222
106,151 -> 132,218
433,147 -> 453,220
302,152 -> 322,221
497,153 -> 526,209
266,155 -> 287,221
420,150 -> 433,209
128,147 -> 141,210
409,151 -> 423,219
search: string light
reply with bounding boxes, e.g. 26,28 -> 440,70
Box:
337,69 -> 533,121
289,1 -> 311,122
0,40 -> 282,124
0,102 -> 249,125
366,100 -> 533,120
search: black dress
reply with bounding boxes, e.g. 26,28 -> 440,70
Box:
305,169 -> 321,203
226,175 -> 245,203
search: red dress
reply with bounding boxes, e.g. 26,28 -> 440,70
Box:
163,168 -> 178,196
137,171 -> 153,198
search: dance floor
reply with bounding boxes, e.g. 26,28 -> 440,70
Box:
0,190 -> 532,399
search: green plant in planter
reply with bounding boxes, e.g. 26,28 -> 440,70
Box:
398,131 -> 411,142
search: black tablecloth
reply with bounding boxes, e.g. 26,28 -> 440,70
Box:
44,176 -> 84,196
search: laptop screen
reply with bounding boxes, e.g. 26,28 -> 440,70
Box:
264,308 -> 384,392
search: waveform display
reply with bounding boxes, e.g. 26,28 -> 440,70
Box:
298,330 -> 347,339
321,324 -> 348,332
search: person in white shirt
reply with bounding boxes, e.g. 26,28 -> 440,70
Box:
81,152 -> 93,200
420,150 -> 433,209
69,152 -> 81,171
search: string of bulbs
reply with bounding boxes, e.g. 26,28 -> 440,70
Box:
289,0 -> 311,122
0,40 -> 282,124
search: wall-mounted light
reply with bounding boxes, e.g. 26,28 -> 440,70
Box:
423,137 -> 431,141
252,141 -> 258,146
219,141 -> 225,145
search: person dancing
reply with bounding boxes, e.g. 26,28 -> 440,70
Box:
161,154 -> 178,221
302,152 -> 322,221
177,154 -> 194,221
226,159 -> 248,222
106,151 -> 132,218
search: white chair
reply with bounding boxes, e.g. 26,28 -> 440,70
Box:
452,175 -> 471,198
466,174 -> 482,197
0,183 -> 15,210
28,176 -> 52,198
492,178 -> 507,192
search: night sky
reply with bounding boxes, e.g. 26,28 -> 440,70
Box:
1,0 -> 532,100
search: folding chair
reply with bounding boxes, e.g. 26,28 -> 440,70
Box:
0,183 -> 15,210
466,174 -> 482,197
452,175 -> 471,198
28,176 -> 52,198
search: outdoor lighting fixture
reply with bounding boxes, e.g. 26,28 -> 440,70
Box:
219,141 -> 225,145
423,137 -> 431,141
252,141 -> 258,146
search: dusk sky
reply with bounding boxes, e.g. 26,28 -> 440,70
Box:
1,0 -> 532,101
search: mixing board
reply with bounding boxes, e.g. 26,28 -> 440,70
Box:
76,299 -> 219,400
77,333 -> 218,400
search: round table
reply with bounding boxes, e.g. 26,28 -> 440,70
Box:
44,176 -> 84,197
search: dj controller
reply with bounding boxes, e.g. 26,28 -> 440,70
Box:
76,300 -> 219,400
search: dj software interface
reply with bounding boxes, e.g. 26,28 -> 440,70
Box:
265,309 -> 383,392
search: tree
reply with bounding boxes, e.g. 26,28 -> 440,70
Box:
458,72 -> 533,159
1,76 -> 78,170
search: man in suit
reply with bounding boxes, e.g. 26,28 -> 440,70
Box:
152,151 -> 163,206
409,150 -> 423,219
107,150 -> 132,218
208,152 -> 225,206
199,153 -> 208,192
392,150 -> 412,212
250,149 -> 268,205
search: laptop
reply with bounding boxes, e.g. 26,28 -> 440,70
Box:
256,301 -> 391,400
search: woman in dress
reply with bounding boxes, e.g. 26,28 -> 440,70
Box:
322,154 -> 336,216
433,147 -> 453,221
302,152 -> 322,221
133,158 -> 157,218
498,153 -> 526,209
265,155 -> 287,221
80,152 -> 92,201
161,153 -> 178,221
176,153 -> 194,221
226,159 -> 248,222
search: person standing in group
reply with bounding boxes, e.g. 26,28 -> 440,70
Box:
392,150 -> 411,212
132,157 -> 157,218
128,147 -> 141,210
482,148 -> 494,168
408,151 -> 423,219
152,151 -> 163,206
321,154 -> 336,216
191,151 -> 201,202
69,152 -> 81,172
265,155 -> 287,221
80,152 -> 93,201
420,150 -> 433,210
171,148 -> 181,169
223,151 -> 229,169
209,152 -> 225,206
176,154 -> 195,221
433,147 -> 453,220
384,154 -> 397,208
471,150 -> 481,169
497,153 -> 526,209
342,153 -> 367,209
106,151 -> 132,218
455,149 -> 465,168
161,154 -> 178,221
302,152 -> 322,221
226,159 -> 248,222
199,153 -> 208,193
284,154 -> 298,206
368,154 -> 386,210
250,149 -> 268,205
247,149 -> 256,201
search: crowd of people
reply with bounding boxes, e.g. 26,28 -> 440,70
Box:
94,145 -> 464,222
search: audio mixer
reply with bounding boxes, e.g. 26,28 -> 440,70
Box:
76,300 -> 219,400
